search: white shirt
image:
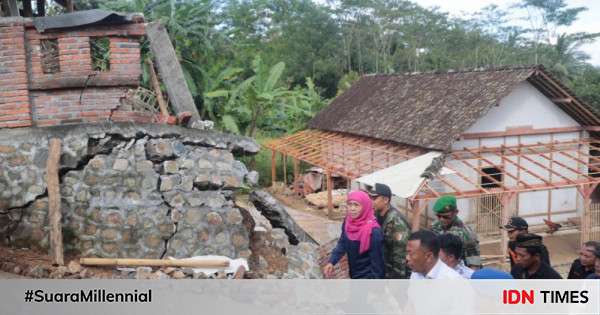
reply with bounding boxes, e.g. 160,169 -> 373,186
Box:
453,261 -> 474,279
410,259 -> 463,279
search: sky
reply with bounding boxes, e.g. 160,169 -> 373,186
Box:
412,0 -> 600,66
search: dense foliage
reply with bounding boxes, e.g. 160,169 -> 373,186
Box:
55,0 -> 600,137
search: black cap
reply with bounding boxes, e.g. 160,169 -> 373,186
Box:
367,183 -> 392,199
501,216 -> 528,231
515,233 -> 543,248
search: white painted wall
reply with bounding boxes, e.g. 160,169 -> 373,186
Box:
446,83 -> 586,227
464,81 -> 580,133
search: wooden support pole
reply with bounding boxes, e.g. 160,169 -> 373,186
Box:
293,158 -> 299,193
146,58 -> 170,117
500,192 -> 517,261
47,138 -> 64,266
271,150 -> 276,188
326,172 -> 333,219
409,199 -> 427,232
282,154 -> 287,185
80,258 -> 230,268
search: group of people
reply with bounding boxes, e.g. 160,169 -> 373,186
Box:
322,183 -> 600,280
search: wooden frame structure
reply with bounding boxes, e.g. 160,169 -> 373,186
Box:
265,129 -> 427,217
268,130 -> 600,249
411,138 -> 600,201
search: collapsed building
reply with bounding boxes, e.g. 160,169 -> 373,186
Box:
0,10 -> 320,279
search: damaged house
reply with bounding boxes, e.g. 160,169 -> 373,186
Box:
0,10 -> 319,279
268,65 -> 600,264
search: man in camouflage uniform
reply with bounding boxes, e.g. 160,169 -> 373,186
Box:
431,195 -> 482,268
368,183 -> 411,278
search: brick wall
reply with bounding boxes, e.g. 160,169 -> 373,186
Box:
0,19 -> 32,128
0,18 -> 150,129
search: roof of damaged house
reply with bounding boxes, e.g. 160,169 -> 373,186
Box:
308,65 -> 600,151
32,9 -> 143,32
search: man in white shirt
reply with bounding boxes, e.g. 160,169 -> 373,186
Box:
406,229 -> 462,279
438,233 -> 474,279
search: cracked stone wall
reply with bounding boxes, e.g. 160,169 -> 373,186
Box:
0,123 -> 260,260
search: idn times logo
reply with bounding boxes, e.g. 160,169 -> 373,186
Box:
503,290 -> 590,304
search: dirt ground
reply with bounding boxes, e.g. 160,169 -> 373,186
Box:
0,246 -> 118,279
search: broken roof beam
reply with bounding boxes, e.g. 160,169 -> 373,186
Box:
145,22 -> 201,123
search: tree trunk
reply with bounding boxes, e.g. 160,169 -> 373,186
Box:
37,0 -> 45,16
23,0 -> 33,17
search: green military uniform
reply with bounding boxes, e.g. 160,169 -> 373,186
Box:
431,195 -> 482,267
376,206 -> 411,279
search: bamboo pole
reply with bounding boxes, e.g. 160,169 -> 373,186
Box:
146,58 -> 170,117
80,258 -> 230,268
47,138 -> 64,266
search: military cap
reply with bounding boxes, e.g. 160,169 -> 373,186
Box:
501,216 -> 528,231
433,195 -> 457,213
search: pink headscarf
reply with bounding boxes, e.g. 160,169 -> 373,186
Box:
344,190 -> 380,254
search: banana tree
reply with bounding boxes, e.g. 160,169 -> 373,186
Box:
227,56 -> 288,137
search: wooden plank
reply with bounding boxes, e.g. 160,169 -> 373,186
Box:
80,258 -> 229,268
47,138 -> 64,266
145,58 -> 170,117
461,126 -> 582,139
145,23 -> 201,122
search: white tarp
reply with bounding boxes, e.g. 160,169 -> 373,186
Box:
356,152 -> 454,199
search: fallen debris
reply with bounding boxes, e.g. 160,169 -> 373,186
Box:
305,189 -> 347,209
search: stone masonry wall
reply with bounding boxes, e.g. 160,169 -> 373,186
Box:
0,123 -> 259,260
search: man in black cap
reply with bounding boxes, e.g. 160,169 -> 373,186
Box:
568,241 -> 600,279
586,248 -> 600,279
510,233 -> 561,279
501,216 -> 550,268
367,183 -> 411,278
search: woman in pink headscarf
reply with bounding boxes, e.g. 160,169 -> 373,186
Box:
323,190 -> 385,279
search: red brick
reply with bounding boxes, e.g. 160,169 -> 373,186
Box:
0,103 -> 29,110
35,119 -> 60,127
0,120 -> 31,128
0,114 -> 30,122
0,108 -> 30,115
0,90 -> 27,98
